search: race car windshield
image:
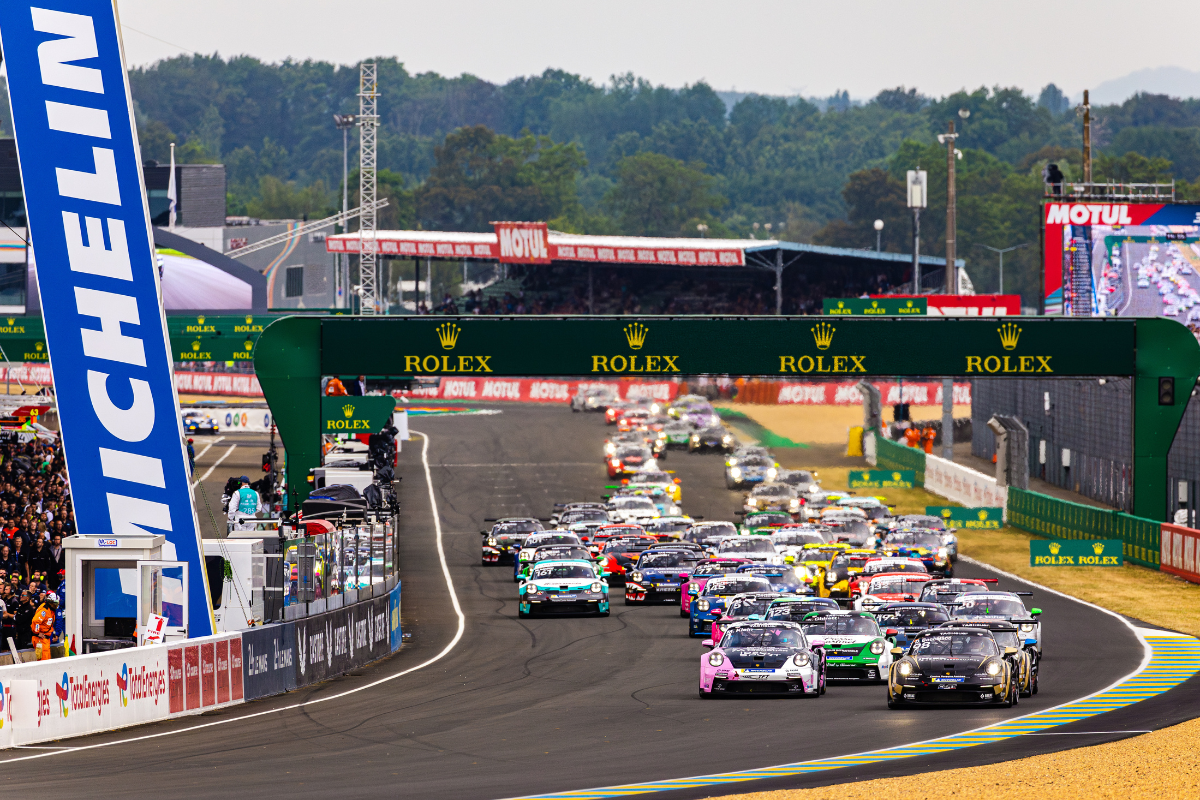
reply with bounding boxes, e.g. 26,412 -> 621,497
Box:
495,522 -> 542,533
802,548 -> 843,562
530,565 -> 597,580
867,576 -> 931,594
704,579 -> 771,596
721,628 -> 805,649
912,632 -> 999,656
693,562 -> 744,576
991,630 -> 1021,649
646,521 -> 691,533
604,538 -> 657,552
629,472 -> 672,484
772,531 -> 826,546
832,522 -> 873,544
534,547 -> 591,561
864,561 -> 927,575
612,497 -> 657,509
638,552 -> 696,568
748,513 -> 792,526
778,472 -> 815,486
718,538 -> 776,554
615,447 -> 652,459
921,583 -> 991,601
955,597 -> 1029,617
802,616 -> 879,636
725,597 -> 775,617
751,484 -> 792,497
766,602 -> 835,620
876,607 -> 950,627
560,510 -> 607,524
886,532 -> 944,549
740,455 -> 774,468
899,517 -> 945,530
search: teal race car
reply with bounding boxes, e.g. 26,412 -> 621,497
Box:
519,560 -> 610,618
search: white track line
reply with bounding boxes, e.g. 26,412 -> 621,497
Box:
0,429 -> 465,764
191,444 -> 237,487
191,436 -> 225,463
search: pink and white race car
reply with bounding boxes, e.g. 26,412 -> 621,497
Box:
699,620 -> 826,698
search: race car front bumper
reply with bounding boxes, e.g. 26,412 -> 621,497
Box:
889,678 -> 1008,704
702,667 -> 819,696
521,592 -> 609,615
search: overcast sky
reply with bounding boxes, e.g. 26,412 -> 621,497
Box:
114,0 -> 1200,100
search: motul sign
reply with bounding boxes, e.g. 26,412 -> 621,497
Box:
1044,204 -> 1134,225
494,222 -> 551,264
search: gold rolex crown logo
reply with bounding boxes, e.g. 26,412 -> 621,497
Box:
624,322 -> 648,350
5,318 -> 13,325
244,340 -> 253,351
811,321 -> 835,350
245,315 -> 253,324
1092,541 -> 1104,554
436,322 -> 460,350
197,315 -> 205,325
998,322 -> 1021,351
35,342 -> 43,351
892,472 -> 901,481
191,340 -> 200,351
978,509 -> 988,520
1049,541 -> 1061,554
942,509 -> 952,517
342,403 -> 354,418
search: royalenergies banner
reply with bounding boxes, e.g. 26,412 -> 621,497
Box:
0,1 -> 212,635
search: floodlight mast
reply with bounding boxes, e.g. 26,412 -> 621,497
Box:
358,61 -> 379,314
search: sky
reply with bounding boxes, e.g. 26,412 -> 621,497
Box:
114,0 -> 1200,100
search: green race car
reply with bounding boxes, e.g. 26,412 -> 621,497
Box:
738,510 -> 795,535
799,610 -> 895,683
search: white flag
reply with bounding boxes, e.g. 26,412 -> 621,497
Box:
167,142 -> 177,230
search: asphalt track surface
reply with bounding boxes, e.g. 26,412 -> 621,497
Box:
0,404 -> 1175,798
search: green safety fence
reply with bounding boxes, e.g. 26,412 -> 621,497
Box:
874,433 -> 926,486
1006,487 -> 1160,568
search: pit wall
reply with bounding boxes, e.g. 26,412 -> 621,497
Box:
864,429 -> 1196,581
0,583 -> 401,748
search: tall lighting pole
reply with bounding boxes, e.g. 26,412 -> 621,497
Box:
873,219 -> 884,252
1081,89 -> 1092,183
937,113 -> 966,294
973,242 -> 1031,294
333,113 -> 358,309
907,169 -> 927,293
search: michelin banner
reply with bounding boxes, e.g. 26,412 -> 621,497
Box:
0,2 -> 212,634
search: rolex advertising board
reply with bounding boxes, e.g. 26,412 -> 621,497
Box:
926,506 -> 1004,529
849,470 -> 915,489
1030,539 -> 1124,566
320,395 -> 397,434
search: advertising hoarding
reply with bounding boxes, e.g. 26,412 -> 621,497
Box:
1043,202 -> 1200,318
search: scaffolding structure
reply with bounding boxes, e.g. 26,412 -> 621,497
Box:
357,61 -> 379,314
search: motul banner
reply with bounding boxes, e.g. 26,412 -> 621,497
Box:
776,381 -> 971,406
494,222 -> 551,264
397,378 -> 681,403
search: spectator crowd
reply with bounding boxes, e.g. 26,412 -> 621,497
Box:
0,436 -> 72,652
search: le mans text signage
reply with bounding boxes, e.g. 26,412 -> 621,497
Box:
1030,539 -> 1123,566
849,470 -> 915,489
318,317 -> 1136,378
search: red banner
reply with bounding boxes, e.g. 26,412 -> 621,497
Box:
494,222 -> 551,264
873,294 -> 1020,316
398,378 -> 682,404
776,381 -> 971,406
1161,523 -> 1200,584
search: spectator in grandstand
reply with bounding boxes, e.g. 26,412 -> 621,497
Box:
26,534 -> 55,587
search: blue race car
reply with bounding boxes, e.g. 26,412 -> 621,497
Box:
725,454 -> 777,490
689,575 -> 772,636
736,562 -> 809,595
625,547 -> 700,605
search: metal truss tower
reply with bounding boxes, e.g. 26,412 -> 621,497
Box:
357,61 -> 379,314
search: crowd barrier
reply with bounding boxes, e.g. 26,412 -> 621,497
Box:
0,583 -> 401,748
924,452 -> 1008,513
1161,524 -> 1200,583
775,381 -> 972,406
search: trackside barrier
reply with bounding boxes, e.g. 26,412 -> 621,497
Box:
924,452 -> 1008,515
0,582 -> 402,749
874,433 -> 926,486
1006,488 -> 1160,568
775,381 -> 971,406
1160,524 -> 1200,583
401,377 -> 681,403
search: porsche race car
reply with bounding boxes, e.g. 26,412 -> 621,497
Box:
689,575 -> 773,636
887,627 -> 1018,707
680,557 -> 752,617
518,560 -> 610,618
625,547 -> 699,604
480,518 -> 544,565
699,621 -> 826,698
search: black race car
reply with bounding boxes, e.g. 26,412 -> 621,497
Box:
887,627 -> 1019,708
481,518 -> 543,565
689,425 -> 734,453
872,602 -> 951,649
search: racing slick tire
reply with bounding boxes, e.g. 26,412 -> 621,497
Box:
680,608 -> 688,618
518,608 -> 530,619
699,686 -> 713,699
1032,674 -> 1039,695
887,696 -> 898,709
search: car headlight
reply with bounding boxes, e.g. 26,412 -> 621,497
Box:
766,468 -> 777,480
1020,623 -> 1035,633
792,652 -> 811,667
520,550 -> 533,561
722,435 -> 733,444
986,661 -> 1002,676
526,585 -> 540,594
730,468 -> 742,479
590,582 -> 604,593
898,661 -> 913,676
697,599 -> 710,611
708,651 -> 724,666
789,498 -> 800,508
605,444 -> 616,455
691,435 -> 700,442
486,537 -> 497,546
870,640 -> 886,655
728,458 -> 739,467
650,403 -> 661,414
630,571 -> 643,582
747,497 -> 757,507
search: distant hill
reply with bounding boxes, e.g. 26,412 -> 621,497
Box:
1082,66 -> 1200,104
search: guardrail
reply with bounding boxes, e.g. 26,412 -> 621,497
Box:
1006,488 -> 1160,568
874,433 -> 926,485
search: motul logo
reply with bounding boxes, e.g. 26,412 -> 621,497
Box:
1045,204 -> 1133,225
494,222 -> 551,263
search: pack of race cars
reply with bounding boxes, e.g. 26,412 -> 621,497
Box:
482,391 -> 1043,707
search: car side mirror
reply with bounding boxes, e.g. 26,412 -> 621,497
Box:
480,531 -> 488,536
1004,647 -> 1019,656
808,636 -> 825,648
701,639 -> 714,648
1031,608 -> 1042,616
890,647 -> 903,656
885,628 -> 898,637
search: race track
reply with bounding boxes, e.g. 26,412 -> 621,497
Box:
0,404 -> 1170,798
